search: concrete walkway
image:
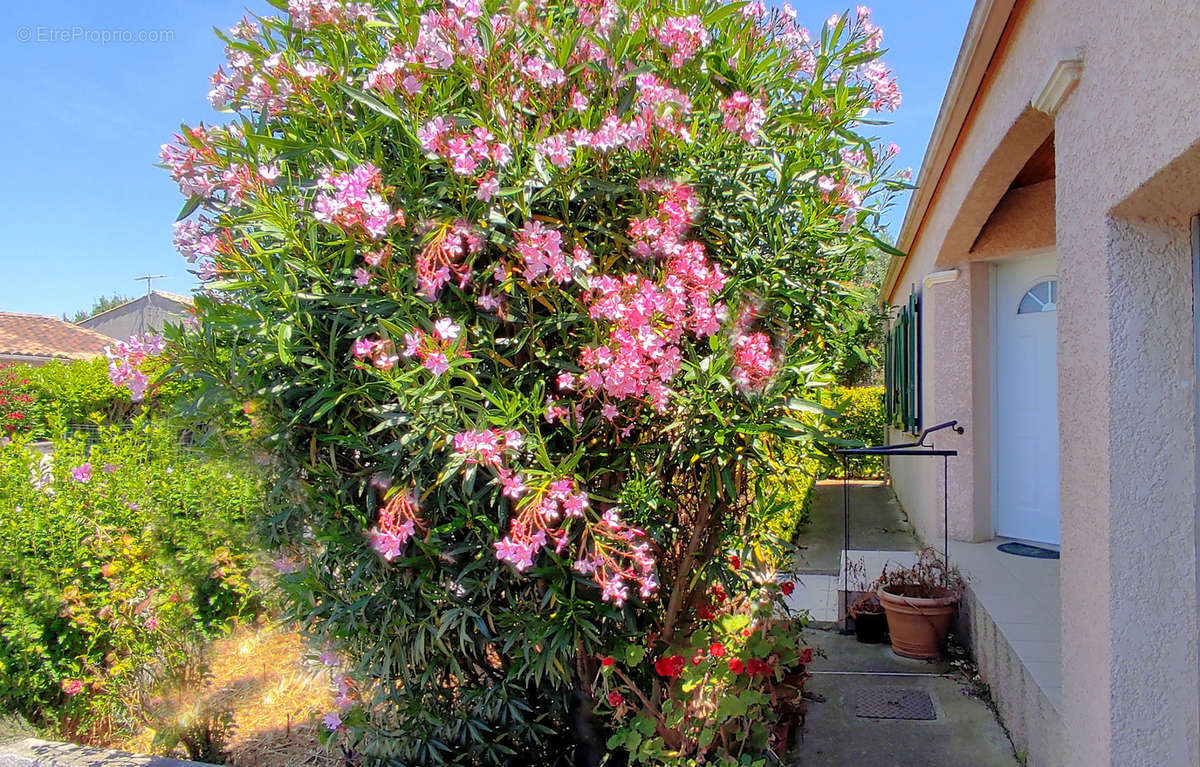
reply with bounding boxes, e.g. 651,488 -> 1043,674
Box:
794,481 -> 918,573
793,631 -> 1019,767
785,481 -> 920,624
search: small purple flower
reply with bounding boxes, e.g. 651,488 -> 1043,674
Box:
353,267 -> 371,287
71,463 -> 92,483
322,711 -> 342,731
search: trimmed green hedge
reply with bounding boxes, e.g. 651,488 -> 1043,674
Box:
757,386 -> 887,544
8,358 -> 198,440
822,386 -> 887,479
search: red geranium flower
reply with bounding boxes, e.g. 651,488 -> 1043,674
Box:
696,603 -> 716,620
730,554 -> 741,570
800,648 -> 813,665
746,658 -> 773,676
709,642 -> 726,657
601,656 -> 615,667
654,654 -> 685,678
607,691 -> 624,706
781,581 -> 795,596
728,658 -> 745,674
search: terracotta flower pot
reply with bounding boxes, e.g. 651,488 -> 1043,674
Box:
877,587 -> 959,659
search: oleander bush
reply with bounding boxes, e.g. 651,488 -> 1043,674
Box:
0,422 -> 266,742
160,0 -> 906,763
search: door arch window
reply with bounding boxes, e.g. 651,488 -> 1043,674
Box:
1017,278 -> 1058,314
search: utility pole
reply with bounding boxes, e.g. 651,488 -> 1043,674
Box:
134,274 -> 166,295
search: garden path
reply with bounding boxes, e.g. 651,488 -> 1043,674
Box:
785,481 -> 920,625
791,630 -> 1019,766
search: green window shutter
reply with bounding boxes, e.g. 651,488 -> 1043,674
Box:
885,289 -> 921,434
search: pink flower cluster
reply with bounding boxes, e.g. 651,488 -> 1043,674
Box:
572,509 -> 658,605
513,220 -> 591,284
313,163 -> 403,240
729,307 -> 780,392
654,15 -> 710,67
418,118 -> 512,179
859,59 -> 901,111
287,0 -> 376,31
368,489 -> 423,561
493,478 -> 591,571
526,72 -> 694,171
416,220 -> 484,300
575,184 -> 727,413
453,427 -> 524,468
720,92 -> 768,145
208,45 -> 326,115
106,333 -> 165,402
353,318 -> 464,376
575,0 -> 620,35
160,126 -> 256,203
173,219 -> 220,264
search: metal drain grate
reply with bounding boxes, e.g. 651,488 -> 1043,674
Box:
854,688 -> 937,720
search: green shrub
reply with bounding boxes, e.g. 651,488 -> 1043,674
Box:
754,441 -> 823,543
822,386 -> 886,479
160,0 -> 907,761
0,422 -> 265,741
7,357 -> 199,441
21,359 -> 133,438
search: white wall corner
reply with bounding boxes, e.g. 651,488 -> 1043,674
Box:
1031,48 -> 1084,116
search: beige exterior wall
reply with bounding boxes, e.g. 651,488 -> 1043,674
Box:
886,1 -> 1200,765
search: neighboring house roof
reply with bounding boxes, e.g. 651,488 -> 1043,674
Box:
881,0 -> 1019,304
79,290 -> 193,324
0,312 -> 112,361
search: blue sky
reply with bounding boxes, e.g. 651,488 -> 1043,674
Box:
0,1 -> 973,318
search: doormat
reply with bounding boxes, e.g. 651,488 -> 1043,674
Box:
997,541 -> 1059,559
854,688 -> 937,720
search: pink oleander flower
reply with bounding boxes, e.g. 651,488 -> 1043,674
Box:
860,59 -> 901,111
416,219 -> 482,300
71,463 -> 91,483
106,332 -> 165,401
515,220 -> 569,283
453,428 -> 522,467
368,489 -> 423,561
353,267 -> 371,287
654,15 -> 711,67
312,163 -> 402,239
731,329 -> 779,392
322,711 -> 343,731
720,91 -> 768,145
476,172 -> 499,201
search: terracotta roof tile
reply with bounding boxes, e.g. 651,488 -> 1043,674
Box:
0,312 -> 113,361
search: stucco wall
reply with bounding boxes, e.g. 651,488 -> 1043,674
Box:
886,0 -> 1200,764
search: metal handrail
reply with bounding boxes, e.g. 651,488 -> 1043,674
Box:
834,421 -> 962,632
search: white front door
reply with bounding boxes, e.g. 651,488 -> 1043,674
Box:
994,251 -> 1060,544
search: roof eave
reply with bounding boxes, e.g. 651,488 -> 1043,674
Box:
881,0 -> 1019,304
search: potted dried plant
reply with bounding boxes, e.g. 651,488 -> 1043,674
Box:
875,548 -> 964,659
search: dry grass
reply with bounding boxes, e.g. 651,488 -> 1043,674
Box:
125,624 -> 339,767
